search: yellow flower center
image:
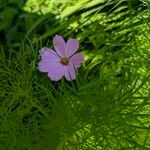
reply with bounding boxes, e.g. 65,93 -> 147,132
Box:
60,57 -> 69,65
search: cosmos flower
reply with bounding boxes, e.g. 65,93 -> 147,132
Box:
38,35 -> 84,81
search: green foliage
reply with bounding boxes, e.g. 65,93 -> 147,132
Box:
0,0 -> 150,149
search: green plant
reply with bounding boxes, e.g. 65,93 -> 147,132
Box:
0,0 -> 150,149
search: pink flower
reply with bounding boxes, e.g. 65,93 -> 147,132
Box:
38,35 -> 84,81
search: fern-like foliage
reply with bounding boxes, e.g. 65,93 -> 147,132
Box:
0,0 -> 149,150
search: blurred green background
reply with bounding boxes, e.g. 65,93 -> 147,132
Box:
0,0 -> 150,149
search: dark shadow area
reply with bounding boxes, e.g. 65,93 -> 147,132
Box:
0,0 -> 57,47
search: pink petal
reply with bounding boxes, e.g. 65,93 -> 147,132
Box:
38,59 -> 60,72
64,65 -> 76,81
70,53 -> 84,68
48,64 -> 65,81
39,48 -> 60,62
38,60 -> 49,72
53,35 -> 66,57
66,38 -> 79,57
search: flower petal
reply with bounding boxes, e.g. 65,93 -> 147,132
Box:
70,53 -> 84,68
66,38 -> 79,57
38,60 -> 61,73
64,65 -> 76,81
48,64 -> 65,81
53,35 -> 66,57
39,47 -> 60,62
38,60 -> 49,72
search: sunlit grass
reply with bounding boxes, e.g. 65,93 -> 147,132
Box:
0,0 -> 150,149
